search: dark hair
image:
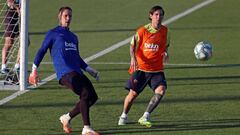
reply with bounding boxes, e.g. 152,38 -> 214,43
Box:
58,6 -> 72,16
149,5 -> 164,20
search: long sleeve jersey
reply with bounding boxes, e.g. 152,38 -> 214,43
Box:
33,26 -> 88,80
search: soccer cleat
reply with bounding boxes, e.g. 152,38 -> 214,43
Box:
82,127 -> 100,135
138,116 -> 152,128
59,113 -> 72,134
0,68 -> 9,74
118,116 -> 128,125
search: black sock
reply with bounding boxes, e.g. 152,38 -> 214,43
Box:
69,101 -> 81,118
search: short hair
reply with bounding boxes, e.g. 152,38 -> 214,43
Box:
149,5 -> 165,20
58,6 -> 72,19
59,6 -> 72,14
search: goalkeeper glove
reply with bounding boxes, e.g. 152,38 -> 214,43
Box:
85,66 -> 100,81
29,64 -> 39,86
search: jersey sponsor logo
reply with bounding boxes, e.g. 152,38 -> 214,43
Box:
144,43 -> 159,52
65,41 -> 77,51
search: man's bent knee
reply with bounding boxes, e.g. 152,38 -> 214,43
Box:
127,89 -> 138,100
88,94 -> 98,106
155,85 -> 166,95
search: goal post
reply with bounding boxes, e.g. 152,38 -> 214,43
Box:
19,0 -> 29,91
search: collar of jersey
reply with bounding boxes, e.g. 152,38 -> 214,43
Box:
58,26 -> 69,30
144,23 -> 159,33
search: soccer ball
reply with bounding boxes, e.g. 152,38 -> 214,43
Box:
194,41 -> 213,60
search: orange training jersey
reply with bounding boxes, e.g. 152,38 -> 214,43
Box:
131,23 -> 168,72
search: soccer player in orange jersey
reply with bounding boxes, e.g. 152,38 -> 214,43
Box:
118,5 -> 170,127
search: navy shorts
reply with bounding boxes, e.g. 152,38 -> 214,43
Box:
60,71 -> 98,106
125,70 -> 167,94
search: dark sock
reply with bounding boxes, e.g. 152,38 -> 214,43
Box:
79,88 -> 91,125
69,101 -> 81,118
80,99 -> 90,125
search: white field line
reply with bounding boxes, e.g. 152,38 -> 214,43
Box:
0,90 -> 29,105
84,62 -> 240,67
162,0 -> 216,25
89,62 -> 219,66
0,0 -> 216,105
88,62 -> 215,66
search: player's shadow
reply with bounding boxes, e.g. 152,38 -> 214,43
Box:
168,74 -> 240,86
2,94 -> 239,109
165,63 -> 240,86
169,75 -> 240,81
100,118 -> 240,134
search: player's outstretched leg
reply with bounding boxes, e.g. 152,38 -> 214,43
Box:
138,93 -> 163,128
59,113 -> 72,133
118,90 -> 138,125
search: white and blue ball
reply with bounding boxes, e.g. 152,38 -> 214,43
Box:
194,41 -> 213,61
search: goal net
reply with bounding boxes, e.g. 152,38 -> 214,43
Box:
0,0 -> 28,90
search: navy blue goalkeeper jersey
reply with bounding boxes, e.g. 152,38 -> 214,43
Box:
33,26 -> 88,80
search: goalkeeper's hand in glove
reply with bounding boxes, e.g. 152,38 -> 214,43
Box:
29,69 -> 39,86
85,66 -> 100,81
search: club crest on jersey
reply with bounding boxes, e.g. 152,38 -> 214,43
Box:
65,42 -> 77,51
144,43 -> 159,51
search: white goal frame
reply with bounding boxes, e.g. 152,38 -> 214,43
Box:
19,0 -> 28,90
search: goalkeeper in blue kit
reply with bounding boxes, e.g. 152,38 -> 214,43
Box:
29,6 -> 100,135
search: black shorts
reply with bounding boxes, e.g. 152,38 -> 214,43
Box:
4,9 -> 19,38
125,70 -> 167,94
60,71 -> 98,105
4,23 -> 19,38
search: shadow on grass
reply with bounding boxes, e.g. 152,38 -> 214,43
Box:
1,95 -> 240,109
98,75 -> 240,88
1,119 -> 239,135
99,119 -> 240,134
170,80 -> 240,86
169,75 -> 240,81
0,127 -> 66,135
165,64 -> 240,69
27,63 -> 240,90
